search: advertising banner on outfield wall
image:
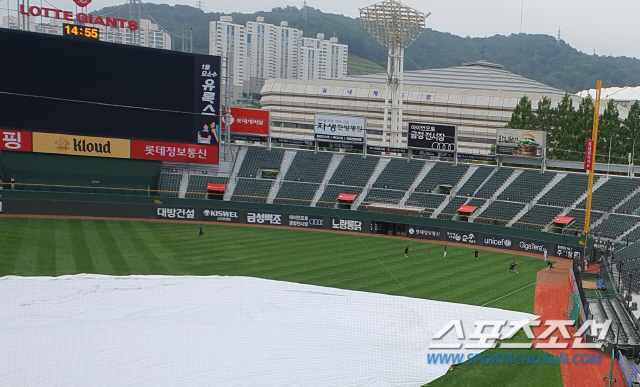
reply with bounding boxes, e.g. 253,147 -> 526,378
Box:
246,212 -> 283,225
330,217 -> 368,232
518,238 -> 549,255
287,214 -> 325,229
482,233 -> 515,249
407,225 -> 441,240
407,122 -> 456,151
314,115 -> 365,143
555,243 -> 583,260
228,107 -> 269,136
131,140 -> 218,164
0,130 -> 32,151
445,229 -> 478,245
156,206 -> 196,220
32,132 -> 130,158
202,208 -> 240,223
496,128 -> 546,157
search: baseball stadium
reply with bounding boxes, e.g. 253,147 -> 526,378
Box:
1,22 -> 640,387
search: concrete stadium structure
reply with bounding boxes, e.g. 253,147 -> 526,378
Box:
261,60 -> 576,154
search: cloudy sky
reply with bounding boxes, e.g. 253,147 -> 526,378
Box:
6,0 -> 640,59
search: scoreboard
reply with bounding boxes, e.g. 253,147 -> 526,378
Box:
0,28 -> 221,163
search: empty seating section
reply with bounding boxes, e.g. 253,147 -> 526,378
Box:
284,151 -> 332,183
562,209 -> 603,234
274,182 -> 319,206
231,178 -> 273,203
474,168 -> 514,198
437,197 -> 468,220
372,159 -> 424,191
498,170 -> 556,202
405,192 -> 446,210
329,154 -> 379,186
415,163 -> 469,193
360,189 -> 405,207
579,177 -> 640,212
623,227 -> 640,243
237,147 -> 285,178
513,205 -> 562,231
475,200 -> 525,226
591,214 -> 640,239
467,198 -> 487,208
185,176 -> 229,199
158,173 -> 182,197
616,191 -> 640,215
455,166 -> 494,196
316,185 -> 362,208
538,173 -> 591,207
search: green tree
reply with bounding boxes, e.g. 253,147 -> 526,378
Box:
505,96 -> 536,129
547,93 -> 576,160
622,101 -> 640,163
597,99 -> 622,163
571,95 -> 594,162
534,96 -> 554,132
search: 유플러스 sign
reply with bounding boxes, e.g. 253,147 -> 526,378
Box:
496,128 -> 546,157
314,114 -> 365,142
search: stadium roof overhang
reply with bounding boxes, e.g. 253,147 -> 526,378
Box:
457,205 -> 477,214
207,184 -> 226,192
552,216 -> 574,225
337,193 -> 357,201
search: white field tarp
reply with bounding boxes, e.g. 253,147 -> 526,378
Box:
0,275 -> 536,386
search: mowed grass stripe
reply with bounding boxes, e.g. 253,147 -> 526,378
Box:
107,220 -> 166,274
35,219 -> 57,276
0,218 -> 31,274
94,219 -> 131,275
53,219 -> 77,275
68,220 -> 97,274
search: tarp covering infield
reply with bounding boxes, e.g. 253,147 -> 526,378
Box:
0,275 -> 536,386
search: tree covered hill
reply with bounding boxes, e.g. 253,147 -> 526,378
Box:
94,3 -> 640,93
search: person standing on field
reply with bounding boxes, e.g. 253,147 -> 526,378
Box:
443,246 -> 447,258
404,245 -> 410,258
543,249 -> 547,261
474,249 -> 479,262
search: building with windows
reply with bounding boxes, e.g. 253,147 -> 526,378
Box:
261,60 -> 579,154
210,15 -> 348,100
209,16 -> 247,102
1,15 -> 171,49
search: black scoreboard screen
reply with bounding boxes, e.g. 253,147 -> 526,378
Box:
0,28 -> 221,144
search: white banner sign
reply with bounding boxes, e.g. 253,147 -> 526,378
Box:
314,115 -> 365,143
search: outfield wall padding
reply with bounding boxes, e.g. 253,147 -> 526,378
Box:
0,190 -> 592,259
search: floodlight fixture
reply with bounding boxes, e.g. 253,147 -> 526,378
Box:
360,0 -> 430,147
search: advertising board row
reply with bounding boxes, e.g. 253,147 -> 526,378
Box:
0,129 -> 218,164
407,224 -> 585,259
150,202 -> 587,260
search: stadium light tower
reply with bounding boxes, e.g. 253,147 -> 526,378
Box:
359,0 -> 430,147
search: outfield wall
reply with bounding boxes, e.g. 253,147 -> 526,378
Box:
0,190 -> 593,259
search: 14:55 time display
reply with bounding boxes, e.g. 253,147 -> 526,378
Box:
63,24 -> 99,39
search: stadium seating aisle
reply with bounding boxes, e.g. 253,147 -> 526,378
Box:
185,175 -> 229,199
237,147 -> 285,178
578,177 -> 640,212
512,205 -> 562,231
158,173 -> 182,197
592,214 -> 640,239
329,154 -> 379,187
405,192 -> 447,210
455,166 -> 494,196
562,209 -> 603,235
274,181 -> 320,206
498,170 -> 556,203
372,158 -> 425,191
436,196 -> 468,220
474,167 -> 514,198
414,163 -> 469,193
231,178 -> 273,203
284,151 -> 333,183
616,191 -> 640,215
316,185 -> 363,208
538,173 -> 592,207
359,188 -> 406,208
475,200 -> 525,226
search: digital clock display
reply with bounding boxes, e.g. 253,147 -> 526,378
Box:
62,23 -> 99,40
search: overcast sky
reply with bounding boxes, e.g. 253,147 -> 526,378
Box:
6,0 -> 640,59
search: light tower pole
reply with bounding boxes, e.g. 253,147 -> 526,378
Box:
360,0 -> 429,148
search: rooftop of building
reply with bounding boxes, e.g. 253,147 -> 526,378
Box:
343,60 -> 568,95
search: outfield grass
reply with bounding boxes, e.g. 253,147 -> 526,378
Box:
0,217 -> 562,386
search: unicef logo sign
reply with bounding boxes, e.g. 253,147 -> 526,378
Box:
504,239 -> 512,247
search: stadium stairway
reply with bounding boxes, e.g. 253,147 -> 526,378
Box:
449,164 -> 480,196
619,222 -> 640,243
267,150 -> 297,204
223,147 -> 248,201
310,153 -> 344,207
430,194 -> 457,219
351,157 -> 391,209
556,176 -> 609,218
398,161 -> 436,207
506,173 -> 567,227
468,170 -> 523,222
588,185 -> 640,233
178,171 -> 189,198
471,166 -> 500,196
